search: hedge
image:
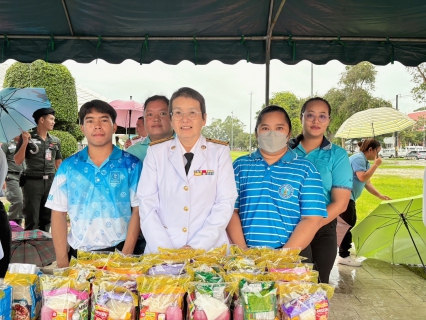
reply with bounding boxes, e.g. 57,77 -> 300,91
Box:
50,130 -> 78,159
3,60 -> 78,124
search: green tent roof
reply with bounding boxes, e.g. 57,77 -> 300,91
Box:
1,0 -> 426,66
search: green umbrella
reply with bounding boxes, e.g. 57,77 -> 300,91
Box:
352,195 -> 426,268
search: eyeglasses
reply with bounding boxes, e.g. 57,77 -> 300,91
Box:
302,113 -> 330,123
145,111 -> 169,118
170,110 -> 202,120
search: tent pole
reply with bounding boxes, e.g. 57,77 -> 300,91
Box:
60,0 -> 74,36
265,0 -> 288,106
265,0 -> 274,106
399,213 -> 426,270
4,34 -> 426,43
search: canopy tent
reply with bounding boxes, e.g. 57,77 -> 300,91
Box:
2,0 -> 426,104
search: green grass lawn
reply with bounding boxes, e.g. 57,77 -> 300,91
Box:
231,151 -> 248,161
355,175 -> 423,223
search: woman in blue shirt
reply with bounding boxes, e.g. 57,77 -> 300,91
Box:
227,105 -> 327,250
290,97 -> 353,283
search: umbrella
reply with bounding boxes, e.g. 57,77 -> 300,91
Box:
0,87 -> 52,153
352,195 -> 426,268
110,96 -> 144,135
335,107 -> 415,139
10,229 -> 56,267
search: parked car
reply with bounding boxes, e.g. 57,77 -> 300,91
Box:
406,150 -> 426,160
379,148 -> 396,158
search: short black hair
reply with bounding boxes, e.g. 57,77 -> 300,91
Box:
255,105 -> 292,133
79,100 -> 117,124
169,87 -> 206,120
137,116 -> 144,120
300,97 -> 332,117
144,95 -> 170,109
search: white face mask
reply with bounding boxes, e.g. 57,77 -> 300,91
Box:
257,131 -> 289,153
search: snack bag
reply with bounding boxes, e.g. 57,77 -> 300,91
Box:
106,260 -> 148,276
277,282 -> 334,320
111,250 -> 143,264
4,273 -> 41,320
53,267 -> 96,283
187,263 -> 225,283
187,282 -> 236,320
137,274 -> 191,320
92,281 -> 137,320
239,280 -> 278,320
74,251 -> 112,270
39,275 -> 90,320
0,284 -> 12,320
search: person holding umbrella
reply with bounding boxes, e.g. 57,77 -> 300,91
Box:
14,107 -> 62,232
338,138 -> 391,266
289,97 -> 353,283
124,116 -> 148,149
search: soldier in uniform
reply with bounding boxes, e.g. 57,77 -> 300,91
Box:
1,136 -> 24,225
14,107 -> 62,231
124,116 -> 147,149
137,87 -> 237,253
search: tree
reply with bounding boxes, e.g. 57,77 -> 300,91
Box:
255,91 -> 303,137
202,115 -> 251,150
407,64 -> 426,103
324,62 -> 392,140
4,60 -> 82,158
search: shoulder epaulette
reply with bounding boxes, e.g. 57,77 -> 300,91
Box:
132,135 -> 141,140
206,138 -> 229,146
149,136 -> 174,146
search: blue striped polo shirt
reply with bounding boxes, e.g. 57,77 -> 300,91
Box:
233,148 -> 327,248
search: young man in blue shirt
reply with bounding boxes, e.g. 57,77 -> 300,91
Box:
46,100 -> 142,267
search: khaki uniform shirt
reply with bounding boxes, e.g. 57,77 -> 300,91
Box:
1,142 -> 23,173
15,132 -> 62,175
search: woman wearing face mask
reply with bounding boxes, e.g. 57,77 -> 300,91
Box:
338,138 -> 391,265
289,97 -> 353,283
226,105 -> 327,250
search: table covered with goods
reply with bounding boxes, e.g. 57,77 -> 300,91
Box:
0,245 -> 334,319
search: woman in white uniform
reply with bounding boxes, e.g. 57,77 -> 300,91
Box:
137,87 -> 237,253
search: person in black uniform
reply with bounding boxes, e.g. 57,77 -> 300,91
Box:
14,107 -> 62,231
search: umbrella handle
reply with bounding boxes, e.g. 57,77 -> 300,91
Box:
29,139 -> 39,154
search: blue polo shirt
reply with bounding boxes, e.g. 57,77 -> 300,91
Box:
290,137 -> 353,206
46,146 -> 142,251
233,148 -> 327,248
126,136 -> 152,162
349,152 -> 370,201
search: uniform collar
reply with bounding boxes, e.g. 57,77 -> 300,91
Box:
78,145 -> 122,162
289,135 -> 331,151
250,147 -> 297,164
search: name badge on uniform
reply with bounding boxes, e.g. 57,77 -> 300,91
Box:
194,170 -> 214,176
45,149 -> 52,161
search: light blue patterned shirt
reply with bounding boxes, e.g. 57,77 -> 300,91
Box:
46,146 -> 142,251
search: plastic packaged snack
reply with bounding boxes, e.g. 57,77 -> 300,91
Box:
187,282 -> 236,320
137,275 -> 191,320
4,273 -> 42,320
0,284 -> 12,320
277,282 -> 334,320
92,281 -> 138,320
239,280 -> 278,320
39,275 -> 90,320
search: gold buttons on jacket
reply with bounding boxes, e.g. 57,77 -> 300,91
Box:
184,186 -> 189,191
184,206 -> 189,211
182,227 -> 187,233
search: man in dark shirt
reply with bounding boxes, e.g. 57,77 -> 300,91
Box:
14,107 -> 62,231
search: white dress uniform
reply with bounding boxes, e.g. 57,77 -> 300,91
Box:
137,135 -> 237,253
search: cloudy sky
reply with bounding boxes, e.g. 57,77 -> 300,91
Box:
62,59 -> 423,132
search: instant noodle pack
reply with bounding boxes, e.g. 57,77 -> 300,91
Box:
0,245 -> 334,320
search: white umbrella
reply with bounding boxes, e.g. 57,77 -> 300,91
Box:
335,107 -> 415,139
